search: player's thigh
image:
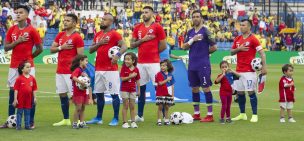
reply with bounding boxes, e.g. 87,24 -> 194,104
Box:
56,74 -> 72,94
147,63 -> 160,85
188,70 -> 201,88
104,71 -> 120,95
93,71 -> 107,93
137,63 -> 149,86
241,72 -> 257,92
198,67 -> 212,89
8,68 -> 19,87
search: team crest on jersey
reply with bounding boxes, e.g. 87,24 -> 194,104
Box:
30,81 -> 33,86
67,39 -> 73,44
148,29 -> 154,33
105,36 -> 110,40
245,41 -> 250,46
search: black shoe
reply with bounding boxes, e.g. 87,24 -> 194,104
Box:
79,122 -> 89,128
72,123 -> 79,129
157,122 -> 162,126
16,126 -> 22,130
25,127 -> 33,130
164,122 -> 170,126
226,118 -> 233,123
219,119 -> 225,124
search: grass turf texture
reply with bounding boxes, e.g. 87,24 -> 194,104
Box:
0,64 -> 304,141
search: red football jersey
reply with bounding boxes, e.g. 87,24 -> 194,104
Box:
54,32 -> 84,74
5,25 -> 42,68
71,67 -> 87,97
120,65 -> 140,92
279,76 -> 295,102
214,74 -> 233,96
232,34 -> 262,72
132,23 -> 166,63
93,30 -> 122,71
155,72 -> 172,97
13,75 -> 37,109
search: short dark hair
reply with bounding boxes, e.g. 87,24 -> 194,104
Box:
18,60 -> 30,75
16,4 -> 30,13
66,13 -> 78,23
241,19 -> 253,27
124,52 -> 138,67
160,59 -> 174,73
192,10 -> 203,18
220,60 -> 229,67
282,64 -> 293,74
143,6 -> 153,11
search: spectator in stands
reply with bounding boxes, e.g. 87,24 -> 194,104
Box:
215,0 -> 223,12
259,17 -> 266,35
252,14 -> 259,33
37,23 -> 46,40
83,0 -> 89,10
283,33 -> 293,51
278,21 -> 286,33
274,34 -> 281,51
90,0 -> 96,10
153,0 -> 159,11
294,34 -> 302,51
81,16 -> 88,40
87,22 -> 94,40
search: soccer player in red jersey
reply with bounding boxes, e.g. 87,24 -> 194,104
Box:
13,61 -> 38,130
130,6 -> 167,122
230,19 -> 267,122
279,64 -> 296,123
1,5 -> 43,129
50,14 -> 84,126
86,14 -> 127,126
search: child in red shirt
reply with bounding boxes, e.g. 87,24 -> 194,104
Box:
279,64 -> 296,123
214,61 -> 239,124
70,55 -> 93,129
120,52 -> 140,128
155,59 -> 175,126
13,61 -> 37,130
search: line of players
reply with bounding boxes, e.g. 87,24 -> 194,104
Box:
4,4 -> 287,129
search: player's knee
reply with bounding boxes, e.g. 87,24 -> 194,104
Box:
192,87 -> 200,93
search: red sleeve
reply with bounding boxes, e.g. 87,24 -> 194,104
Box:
231,36 -> 239,49
93,32 -> 100,43
120,66 -> 127,77
32,77 -> 38,91
70,68 -> 80,79
214,74 -> 222,84
135,68 -> 140,80
279,77 -> 284,89
75,34 -> 84,48
31,27 -> 42,45
5,26 -> 14,43
132,25 -> 139,39
114,31 -> 123,43
156,24 -> 166,40
54,32 -> 64,43
252,36 -> 262,51
13,77 -> 21,91
155,72 -> 161,84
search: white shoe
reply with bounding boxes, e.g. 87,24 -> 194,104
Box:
135,115 -> 144,122
288,118 -> 296,123
280,118 -> 285,123
130,122 -> 138,128
122,123 -> 130,128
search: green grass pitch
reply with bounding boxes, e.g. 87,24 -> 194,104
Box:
0,64 -> 304,141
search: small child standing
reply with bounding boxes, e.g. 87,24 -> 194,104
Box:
13,61 -> 37,130
214,61 -> 239,124
70,55 -> 93,129
120,52 -> 141,128
279,64 -> 296,123
155,59 -> 175,126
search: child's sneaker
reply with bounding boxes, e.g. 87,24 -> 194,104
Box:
164,121 -> 170,125
226,118 -> 233,123
122,122 -> 130,128
130,122 -> 138,128
250,115 -> 258,122
25,127 -> 33,130
72,122 -> 79,129
219,119 -> 225,124
280,118 -> 285,123
79,122 -> 89,128
16,126 -> 21,130
288,118 -> 296,123
157,122 -> 162,126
